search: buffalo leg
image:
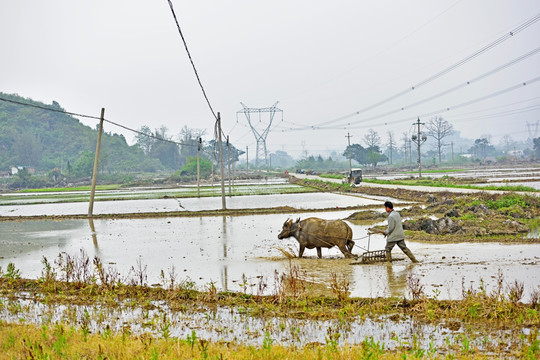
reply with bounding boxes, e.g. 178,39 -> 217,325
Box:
298,245 -> 305,258
316,247 -> 322,258
338,244 -> 354,258
347,240 -> 355,252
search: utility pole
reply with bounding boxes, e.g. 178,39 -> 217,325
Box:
211,145 -> 215,188
246,146 -> 249,171
217,113 -> 226,210
88,108 -> 105,218
197,137 -> 201,197
346,132 -> 352,174
227,136 -> 231,196
411,118 -> 427,178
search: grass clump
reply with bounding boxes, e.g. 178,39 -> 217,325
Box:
2,321 -> 538,359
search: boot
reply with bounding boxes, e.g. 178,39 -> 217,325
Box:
385,251 -> 392,263
403,248 -> 419,263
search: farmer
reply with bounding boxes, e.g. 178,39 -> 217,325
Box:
383,201 -> 418,263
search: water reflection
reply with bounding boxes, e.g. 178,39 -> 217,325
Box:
221,215 -> 229,291
88,218 -> 98,250
385,263 -> 415,298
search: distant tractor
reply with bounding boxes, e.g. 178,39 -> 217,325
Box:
343,168 -> 363,185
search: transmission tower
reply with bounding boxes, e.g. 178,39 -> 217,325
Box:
237,102 -> 283,167
526,120 -> 539,140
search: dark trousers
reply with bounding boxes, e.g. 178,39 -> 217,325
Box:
385,239 -> 409,253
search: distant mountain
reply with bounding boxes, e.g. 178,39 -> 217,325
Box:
0,92 -> 161,176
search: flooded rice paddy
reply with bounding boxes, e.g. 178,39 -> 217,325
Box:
0,191 -> 383,216
1,178 -> 539,351
1,197 -> 539,301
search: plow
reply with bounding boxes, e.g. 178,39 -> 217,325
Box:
354,227 -> 388,264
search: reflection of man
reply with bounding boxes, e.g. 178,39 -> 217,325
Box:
384,201 -> 418,263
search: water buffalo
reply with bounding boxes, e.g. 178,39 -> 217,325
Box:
277,217 -> 355,258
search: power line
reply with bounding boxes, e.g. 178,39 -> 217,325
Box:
166,0 -> 218,121
277,46 -> 540,133
344,75 -> 540,130
0,96 -> 197,147
274,75 -> 540,133
305,12 -> 540,129
446,96 -> 540,118
0,96 -> 102,121
316,46 -> 540,130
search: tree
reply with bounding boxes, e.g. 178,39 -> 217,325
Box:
425,116 -> 453,164
363,129 -> 381,149
149,141 -> 180,169
470,137 -> 495,161
204,139 -> 244,166
269,150 -> 294,168
0,92 -> 157,176
367,145 -> 388,167
147,126 -> 181,169
499,135 -> 515,152
14,133 -> 42,167
362,129 -> 386,167
178,126 -> 206,164
71,150 -> 95,178
533,137 -> 540,159
401,131 -> 411,164
178,156 -> 212,177
135,125 -> 154,154
343,144 -> 369,166
386,131 -> 395,165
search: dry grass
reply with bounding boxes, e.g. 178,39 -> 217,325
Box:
2,321 -> 537,359
273,246 -> 296,259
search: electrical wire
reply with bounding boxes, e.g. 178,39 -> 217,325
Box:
305,12 -> 540,129
344,75 -> 540,130
313,46 -> 540,130
166,0 -> 218,121
0,96 -> 197,147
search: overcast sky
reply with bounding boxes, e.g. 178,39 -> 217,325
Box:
1,0 -> 540,158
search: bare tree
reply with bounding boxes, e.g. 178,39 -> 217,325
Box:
425,116 -> 453,164
386,131 -> 395,165
363,129 -> 381,149
155,125 -> 170,140
135,125 -> 153,154
178,126 -> 207,160
401,131 -> 410,164
499,134 -> 515,152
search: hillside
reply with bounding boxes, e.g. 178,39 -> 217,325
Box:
0,93 -> 160,176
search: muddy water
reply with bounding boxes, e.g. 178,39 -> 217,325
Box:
1,210 -> 539,301
0,192 -> 383,217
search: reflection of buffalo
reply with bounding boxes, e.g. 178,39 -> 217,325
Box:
278,217 -> 355,258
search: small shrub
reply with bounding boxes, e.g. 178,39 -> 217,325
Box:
406,272 -> 424,300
